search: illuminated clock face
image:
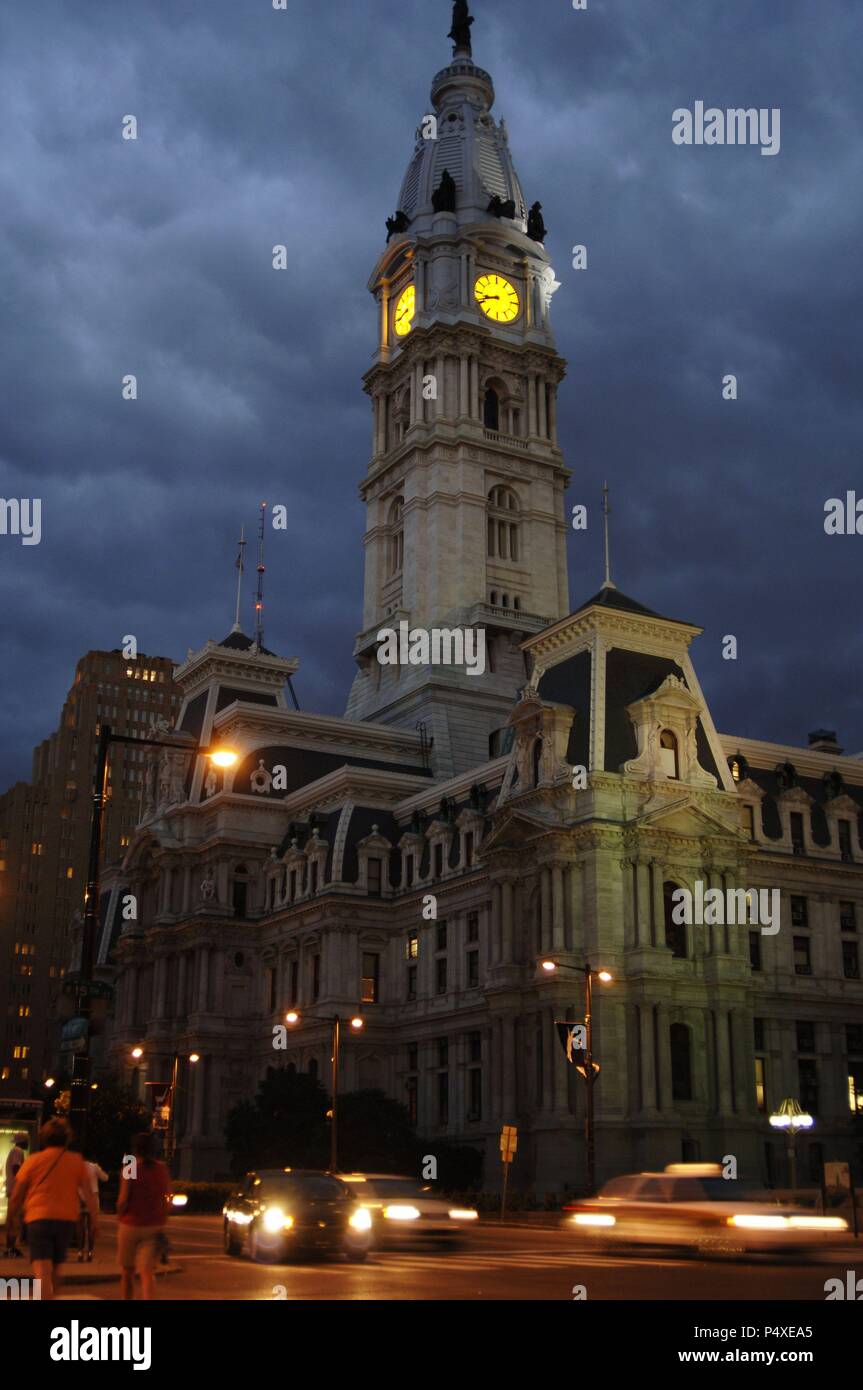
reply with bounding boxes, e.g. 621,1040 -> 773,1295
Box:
394,285 -> 416,337
474,273 -> 520,323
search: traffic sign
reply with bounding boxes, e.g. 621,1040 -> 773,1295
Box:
500,1124 -> 518,1162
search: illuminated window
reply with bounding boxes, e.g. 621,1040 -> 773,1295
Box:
849,1067 -> 863,1114
406,932 -> 418,960
741,805 -> 755,840
1,1067 -> 9,1080
361,952 -> 380,1004
730,758 -> 741,782
12,1046 -> 29,1059
66,867 -> 74,879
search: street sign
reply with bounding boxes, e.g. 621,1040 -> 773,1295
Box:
500,1124 -> 518,1162
555,1021 -> 587,1062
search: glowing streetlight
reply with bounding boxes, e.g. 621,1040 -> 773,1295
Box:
769,1097 -> 814,1195
285,1011 -> 300,1026
539,958 -> 614,1193
130,1046 -> 144,1060
44,1077 -> 55,1089
350,1017 -> 364,1031
208,749 -> 238,769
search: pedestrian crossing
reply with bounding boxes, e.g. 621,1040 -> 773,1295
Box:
180,1247 -> 689,1274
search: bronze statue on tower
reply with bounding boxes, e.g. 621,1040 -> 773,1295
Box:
449,1 -> 474,55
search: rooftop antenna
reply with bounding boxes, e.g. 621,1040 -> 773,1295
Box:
231,525 -> 246,633
254,501 -> 267,649
601,481 -> 616,590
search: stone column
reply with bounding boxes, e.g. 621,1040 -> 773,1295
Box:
540,867 -> 552,954
470,357 -> 479,419
415,361 -> 425,425
651,862 -> 665,948
568,863 -> 580,952
715,1010 -> 734,1116
502,1017 -> 516,1119
435,354 -> 445,418
380,283 -> 390,349
176,953 -> 187,1020
491,883 -> 502,964
197,946 -> 209,1013
552,865 -> 565,953
548,385 -> 558,445
459,355 -> 469,417
502,880 -> 514,963
544,1008 -> 557,1112
154,955 -> 167,1019
640,1005 -> 657,1113
191,1055 -> 206,1135
657,1005 -> 673,1112
636,861 -> 651,947
528,373 -> 538,436
538,376 -> 548,438
128,967 -> 138,1028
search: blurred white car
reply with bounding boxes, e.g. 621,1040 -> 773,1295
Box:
565,1164 -> 848,1257
341,1174 -> 478,1248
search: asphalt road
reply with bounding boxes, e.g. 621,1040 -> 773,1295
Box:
54,1214 -> 858,1302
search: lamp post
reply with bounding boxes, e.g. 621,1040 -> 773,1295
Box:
541,959 -> 613,1195
769,1096 -> 813,1196
286,1012 -> 364,1172
68,728 -> 237,1150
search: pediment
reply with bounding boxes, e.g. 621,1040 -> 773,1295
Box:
482,808 -> 554,853
634,794 -> 738,838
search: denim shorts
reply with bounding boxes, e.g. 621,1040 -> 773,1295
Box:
26,1220 -> 76,1263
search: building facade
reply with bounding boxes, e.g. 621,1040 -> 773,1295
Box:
102,13 -> 863,1189
0,649 -> 181,1095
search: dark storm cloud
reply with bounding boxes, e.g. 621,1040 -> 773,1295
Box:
1,0 -> 861,786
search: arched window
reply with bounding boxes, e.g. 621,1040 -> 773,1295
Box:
387,496 -> 404,577
513,596 -> 521,611
532,739 -> 543,788
670,1023 -> 693,1101
487,486 -> 520,561
483,387 -> 500,431
501,594 -> 509,608
232,863 -> 251,919
659,729 -> 679,779
664,880 -> 687,958
490,590 -> 498,605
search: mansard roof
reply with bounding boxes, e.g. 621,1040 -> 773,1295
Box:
217,629 -> 275,658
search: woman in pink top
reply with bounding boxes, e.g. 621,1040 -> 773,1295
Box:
116,1132 -> 170,1300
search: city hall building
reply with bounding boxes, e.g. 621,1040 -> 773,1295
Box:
100,12 -> 863,1188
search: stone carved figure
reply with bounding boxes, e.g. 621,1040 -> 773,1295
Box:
250,760 -> 273,796
527,201 -> 547,242
203,766 -> 218,799
432,169 -> 457,214
200,874 -> 216,902
386,210 -> 411,242
449,1 -> 474,53
487,194 -> 516,220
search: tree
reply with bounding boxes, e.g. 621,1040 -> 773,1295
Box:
337,1089 -> 421,1174
224,1066 -> 329,1176
75,1081 -> 150,1171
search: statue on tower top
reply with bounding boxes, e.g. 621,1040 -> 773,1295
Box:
449,1 -> 474,55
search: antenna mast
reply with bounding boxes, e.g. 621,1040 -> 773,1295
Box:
602,482 -> 616,590
254,501 -> 267,649
232,525 -> 246,632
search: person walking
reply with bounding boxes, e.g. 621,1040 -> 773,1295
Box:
77,1155 -> 108,1261
6,1118 -> 96,1300
116,1132 -> 170,1301
4,1132 -> 28,1257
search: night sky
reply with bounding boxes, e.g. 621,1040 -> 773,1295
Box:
1,0 -> 861,789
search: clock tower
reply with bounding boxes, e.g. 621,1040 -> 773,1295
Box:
346,3 -> 571,777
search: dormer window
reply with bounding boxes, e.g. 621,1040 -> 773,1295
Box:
659,730 -> 679,780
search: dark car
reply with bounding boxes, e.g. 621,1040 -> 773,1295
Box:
222,1169 -> 373,1263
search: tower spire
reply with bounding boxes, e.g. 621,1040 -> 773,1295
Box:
231,524 -> 246,632
601,482 -> 616,590
254,501 -> 267,649
448,1 -> 474,58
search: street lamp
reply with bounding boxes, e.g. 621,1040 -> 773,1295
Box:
285,1011 -> 364,1172
769,1096 -> 813,1196
541,958 -> 613,1195
68,726 -> 237,1149
129,1045 -> 200,1173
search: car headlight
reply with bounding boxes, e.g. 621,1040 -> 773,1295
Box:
349,1207 -> 373,1232
262,1207 -> 294,1234
383,1204 -> 421,1222
572,1212 -> 616,1227
171,1194 -> 188,1208
448,1209 -> 478,1221
788,1215 -> 848,1231
727,1214 -> 789,1230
